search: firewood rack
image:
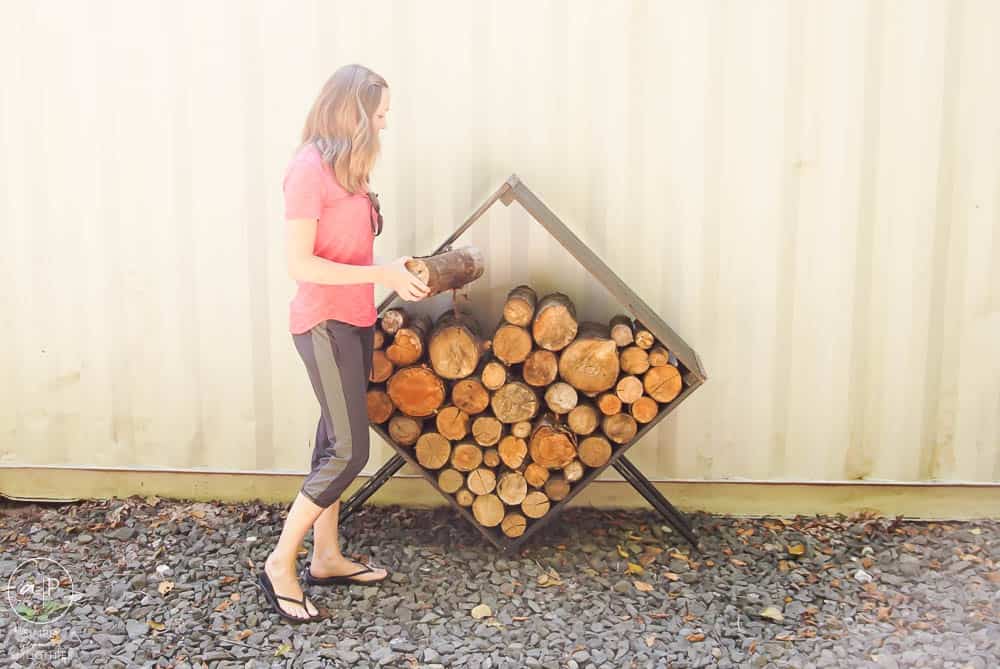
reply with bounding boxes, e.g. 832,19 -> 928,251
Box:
338,174 -> 708,554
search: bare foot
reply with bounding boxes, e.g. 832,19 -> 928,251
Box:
264,553 -> 320,620
308,554 -> 388,583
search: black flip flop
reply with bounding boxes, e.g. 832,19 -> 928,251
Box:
256,570 -> 321,624
301,559 -> 389,587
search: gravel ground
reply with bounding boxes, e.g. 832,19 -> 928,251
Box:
1,495 -> 996,668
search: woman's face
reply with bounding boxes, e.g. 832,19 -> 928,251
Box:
373,87 -> 390,133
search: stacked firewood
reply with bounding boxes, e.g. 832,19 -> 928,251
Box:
366,285 -> 685,538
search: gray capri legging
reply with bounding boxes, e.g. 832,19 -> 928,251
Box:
292,318 -> 375,508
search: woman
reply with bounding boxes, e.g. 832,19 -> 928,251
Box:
257,64 -> 430,623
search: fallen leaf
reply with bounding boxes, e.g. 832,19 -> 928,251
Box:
214,600 -> 232,613
235,630 -> 253,641
759,606 -> 784,622
634,580 -> 653,592
663,572 -> 680,581
626,563 -> 644,575
274,643 -> 292,657
219,575 -> 237,585
158,581 -> 174,595
730,559 -> 747,567
686,633 -> 705,642
787,544 -> 806,556
471,604 -> 492,619
147,621 -> 165,631
617,544 -> 630,559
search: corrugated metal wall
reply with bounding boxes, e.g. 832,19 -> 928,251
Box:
1,0 -> 997,486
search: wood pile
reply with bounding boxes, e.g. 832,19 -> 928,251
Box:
366,284 -> 685,537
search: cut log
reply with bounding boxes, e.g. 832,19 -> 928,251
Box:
428,310 -> 486,380
563,458 -> 585,483
373,328 -> 385,350
500,511 -> 527,538
388,415 -> 423,446
596,392 -> 622,416
634,325 -> 655,350
498,435 -> 528,469
620,346 -> 651,375
524,462 -> 550,488
558,321 -> 620,393
405,246 -> 485,297
531,292 -> 578,351
567,402 -> 599,436
522,349 -> 558,387
451,378 -> 490,415
511,421 -> 533,439
544,382 -> 578,414
503,284 -> 537,327
472,493 -> 505,527
644,364 -> 683,403
602,413 -> 638,445
455,488 -> 474,507
521,490 -> 551,519
615,375 -> 644,404
437,468 -> 464,494
578,435 -> 612,468
386,314 -> 431,366
609,314 -> 635,347
467,467 -> 497,495
369,349 -> 394,383
435,406 -> 470,440
414,432 -> 451,469
481,360 -> 507,390
630,396 -> 659,424
366,389 -> 394,424
472,416 -> 503,446
482,447 -> 501,468
491,382 -> 539,423
386,365 -> 446,417
492,322 -> 533,365
496,471 -> 528,505
451,442 -> 484,472
648,345 -> 670,367
543,474 -> 570,502
380,308 -> 407,335
529,414 -> 577,469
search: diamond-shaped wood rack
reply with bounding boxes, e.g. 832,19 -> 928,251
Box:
343,174 -> 708,553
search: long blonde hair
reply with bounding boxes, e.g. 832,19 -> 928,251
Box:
298,64 -> 388,195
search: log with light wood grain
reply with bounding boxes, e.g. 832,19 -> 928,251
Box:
563,458 -> 585,483
480,359 -> 507,390
528,413 -> 577,469
511,421 -> 532,439
647,345 -> 670,367
524,462 -> 550,488
522,349 -> 558,387
609,314 -> 635,347
381,308 -> 407,334
567,401 -> 599,435
451,442 -> 484,472
500,511 -> 527,537
558,321 -> 620,393
490,381 -> 539,424
386,365 -> 446,417
437,468 -> 464,494
483,448 -> 500,468
602,412 -> 638,445
544,381 -> 578,414
388,415 -> 423,446
455,488 -> 474,507
596,392 -> 622,416
497,470 -> 528,505
615,375 -> 644,404
502,285 -> 537,327
619,345 -> 650,375
630,395 -> 659,423
578,435 -> 612,468
634,324 -> 655,350
498,435 -> 528,469
532,292 -> 578,351
428,310 -> 487,380
415,432 -> 451,469
369,349 -> 394,383
543,474 -> 570,502
404,246 -> 485,297
643,363 -> 683,403
491,321 -> 533,365
385,313 -> 431,366
365,389 -> 394,424
435,406 -> 470,441
472,493 -> 505,527
467,467 -> 497,495
472,415 -> 503,446
521,490 -> 551,518
451,377 -> 490,415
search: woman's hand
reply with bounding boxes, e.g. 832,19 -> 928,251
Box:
378,256 -> 431,301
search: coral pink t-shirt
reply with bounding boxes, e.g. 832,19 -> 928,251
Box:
282,142 -> 377,334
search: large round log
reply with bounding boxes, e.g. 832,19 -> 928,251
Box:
558,321 -> 620,393
451,442 -> 484,472
498,435 -> 528,469
522,349 -> 558,387
455,488 -> 474,507
620,346 -> 650,375
532,292 -> 578,351
521,491 -> 551,519
567,401 -> 599,435
451,378 -> 490,414
437,468 -> 464,493
491,382 -> 539,423
481,360 -> 507,390
428,310 -> 486,380
578,435 -> 612,468
472,416 -> 503,446
511,421 -> 533,439
415,432 -> 451,469
596,392 -> 622,416
543,474 -> 570,502
647,345 -> 670,367
435,406 -> 470,440
386,365 -> 446,417
634,324 -> 655,350
524,462 -> 550,488
615,375 -> 644,404
529,414 -> 577,469
366,389 -> 394,424
404,246 -> 485,296
644,364 -> 683,403
630,395 -> 659,423
472,493 -> 505,527
544,382 -> 578,414
503,285 -> 537,327
482,447 -> 501,468
388,415 -> 423,446
369,349 -> 394,383
609,314 -> 635,347
467,467 -> 497,496
500,511 -> 527,538
602,413 -> 638,445
563,459 -> 585,483
497,471 -> 528,505
386,313 -> 431,366
492,322 -> 533,365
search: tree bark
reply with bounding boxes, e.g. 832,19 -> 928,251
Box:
404,246 -> 485,296
609,314 -> 635,347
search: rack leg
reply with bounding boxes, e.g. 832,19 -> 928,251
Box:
339,455 -> 407,523
612,456 -> 700,552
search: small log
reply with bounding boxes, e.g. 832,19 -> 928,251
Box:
435,406 -> 470,441
472,493 -> 505,527
524,462 -> 550,488
543,474 -> 570,502
415,432 -> 451,469
511,421 -> 533,439
467,467 -> 497,495
491,382 -> 539,423
558,321 -> 620,393
644,364 -> 683,403
609,314 -> 635,347
405,246 -> 485,297
620,346 -> 650,375
373,328 -> 386,350
498,435 -> 528,469
492,322 -> 533,365
500,511 -> 527,538
387,415 -> 423,446
544,382 -> 578,414
437,468 -> 464,494
455,488 -> 474,507
563,458 -> 585,483
522,349 -> 558,387
578,435 -> 612,468
615,375 -> 644,404
634,325 -> 655,350
567,401 -> 599,436
380,308 -> 407,335
531,292 -> 578,351
385,314 -> 431,366
472,415 -> 503,446
596,392 -> 622,416
648,345 -> 670,367
429,310 -> 486,380
503,284 -> 537,327
451,378 -> 490,415
482,447 -> 501,468
496,471 -> 528,505
369,349 -> 394,383
521,490 -> 551,519
365,389 -> 394,424
481,360 -> 507,390
451,442 -> 484,472
529,414 -> 577,469
630,396 -> 659,424
602,413 -> 638,445
386,365 -> 446,417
